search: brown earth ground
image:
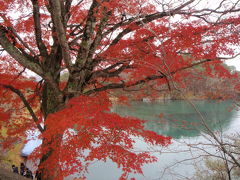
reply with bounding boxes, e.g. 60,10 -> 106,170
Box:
0,167 -> 86,180
0,167 -> 29,180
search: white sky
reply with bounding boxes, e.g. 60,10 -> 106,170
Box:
225,58 -> 240,71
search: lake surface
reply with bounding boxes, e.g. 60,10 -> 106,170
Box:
77,100 -> 240,180
24,100 -> 240,180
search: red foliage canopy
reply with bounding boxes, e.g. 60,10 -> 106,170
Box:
0,0 -> 240,179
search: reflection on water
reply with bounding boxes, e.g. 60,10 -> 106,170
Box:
112,100 -> 235,139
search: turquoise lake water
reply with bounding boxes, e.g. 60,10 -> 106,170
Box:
80,100 -> 240,180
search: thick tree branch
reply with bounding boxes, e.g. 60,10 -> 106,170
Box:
0,26 -> 44,76
75,0 -> 99,67
1,84 -> 44,133
87,8 -> 110,62
50,0 -> 72,70
0,26 -> 63,99
31,0 -> 49,57
61,0 -> 73,24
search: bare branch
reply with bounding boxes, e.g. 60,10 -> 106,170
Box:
84,58 -> 213,95
110,0 -> 195,46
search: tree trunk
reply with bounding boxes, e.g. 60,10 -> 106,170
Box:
39,135 -> 63,180
38,82 -> 65,180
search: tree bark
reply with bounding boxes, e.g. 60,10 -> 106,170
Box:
39,82 -> 65,180
39,134 -> 63,180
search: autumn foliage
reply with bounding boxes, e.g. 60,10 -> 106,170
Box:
29,92 -> 171,179
0,0 -> 240,179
